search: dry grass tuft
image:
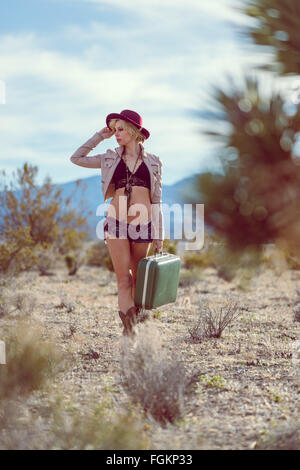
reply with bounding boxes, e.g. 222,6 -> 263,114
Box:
119,324 -> 200,425
0,394 -> 149,450
0,322 -> 64,400
49,396 -> 149,450
188,298 -> 241,342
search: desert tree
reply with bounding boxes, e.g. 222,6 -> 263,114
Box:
0,162 -> 90,273
235,0 -> 300,76
186,0 -> 300,262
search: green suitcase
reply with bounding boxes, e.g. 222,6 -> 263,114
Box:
134,251 -> 181,310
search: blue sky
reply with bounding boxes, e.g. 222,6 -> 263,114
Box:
0,0 -> 278,186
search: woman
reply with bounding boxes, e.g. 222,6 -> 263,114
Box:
70,109 -> 164,337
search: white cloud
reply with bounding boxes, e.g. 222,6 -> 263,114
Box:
81,0 -> 251,25
0,0 -> 266,185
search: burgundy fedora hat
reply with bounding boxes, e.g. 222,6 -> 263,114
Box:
106,109 -> 150,139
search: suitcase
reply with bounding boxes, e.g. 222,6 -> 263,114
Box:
134,251 -> 181,310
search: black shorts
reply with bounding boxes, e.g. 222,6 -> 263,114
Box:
103,216 -> 154,243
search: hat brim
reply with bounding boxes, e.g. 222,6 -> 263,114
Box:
106,113 -> 150,139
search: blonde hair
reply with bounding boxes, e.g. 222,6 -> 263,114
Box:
109,118 -> 146,144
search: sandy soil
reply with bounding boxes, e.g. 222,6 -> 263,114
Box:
1,259 -> 300,450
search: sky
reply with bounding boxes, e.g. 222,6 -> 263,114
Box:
0,0 -> 278,186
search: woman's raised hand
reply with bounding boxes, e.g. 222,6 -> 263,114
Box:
99,127 -> 115,140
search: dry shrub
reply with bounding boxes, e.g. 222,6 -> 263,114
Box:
119,324 -> 199,425
86,241 -> 113,271
1,244 -> 38,275
164,240 -> 177,255
63,247 -> 88,275
261,244 -> 293,274
35,245 -> 58,275
0,163 -> 90,275
183,232 -> 223,271
293,288 -> 300,322
183,251 -> 215,270
182,235 -> 260,282
216,265 -> 236,282
188,298 -> 241,342
179,267 -> 202,287
12,291 -> 36,313
55,296 -> 75,313
0,322 -> 64,400
0,288 -> 36,317
294,306 -> 300,323
0,289 -> 10,317
216,244 -> 263,283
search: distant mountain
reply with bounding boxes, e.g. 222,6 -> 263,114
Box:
58,173 -> 204,241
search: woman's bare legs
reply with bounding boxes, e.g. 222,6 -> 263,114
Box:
105,237 -> 134,313
129,241 -> 152,300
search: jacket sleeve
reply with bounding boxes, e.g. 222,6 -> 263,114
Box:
70,132 -> 106,168
151,157 -> 165,240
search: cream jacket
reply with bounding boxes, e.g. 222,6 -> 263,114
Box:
70,131 -> 164,240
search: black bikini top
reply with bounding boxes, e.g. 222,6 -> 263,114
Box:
112,157 -> 151,190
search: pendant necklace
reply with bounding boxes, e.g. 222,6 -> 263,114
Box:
123,147 -> 142,209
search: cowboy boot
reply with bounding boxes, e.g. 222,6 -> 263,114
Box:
127,305 -> 138,327
119,307 -> 136,337
118,306 -> 138,337
135,305 -> 141,319
118,311 -> 128,336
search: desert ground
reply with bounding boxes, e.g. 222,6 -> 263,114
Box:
0,249 -> 300,450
